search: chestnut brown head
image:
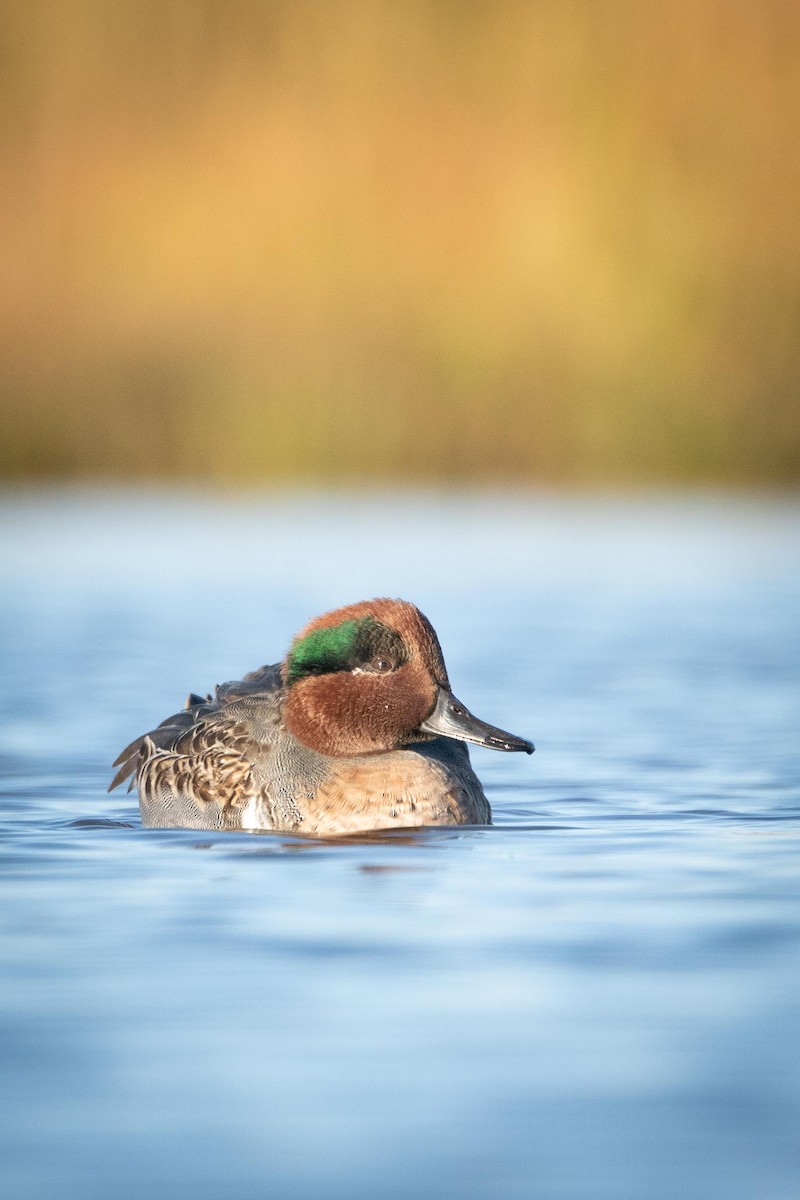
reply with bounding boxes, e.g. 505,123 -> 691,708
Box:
281,598 -> 534,760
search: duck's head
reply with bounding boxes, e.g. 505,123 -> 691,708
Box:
281,598 -> 534,759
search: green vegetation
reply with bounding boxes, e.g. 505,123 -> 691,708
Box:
1,1 -> 799,484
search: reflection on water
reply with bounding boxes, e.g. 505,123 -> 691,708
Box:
1,489 -> 799,1200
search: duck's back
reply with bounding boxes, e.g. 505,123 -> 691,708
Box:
110,663 -> 313,830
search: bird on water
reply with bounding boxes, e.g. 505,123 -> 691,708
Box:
110,598 -> 534,836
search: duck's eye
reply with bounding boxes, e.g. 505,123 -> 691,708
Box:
370,657 -> 393,673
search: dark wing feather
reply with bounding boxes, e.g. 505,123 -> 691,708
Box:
108,666 -> 281,794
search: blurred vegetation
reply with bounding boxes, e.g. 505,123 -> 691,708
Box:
1,0 -> 799,485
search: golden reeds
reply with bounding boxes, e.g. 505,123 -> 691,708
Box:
1,1 -> 799,483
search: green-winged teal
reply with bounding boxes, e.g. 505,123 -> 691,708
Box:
110,598 -> 534,835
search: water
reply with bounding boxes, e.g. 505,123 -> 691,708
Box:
1,488 -> 799,1200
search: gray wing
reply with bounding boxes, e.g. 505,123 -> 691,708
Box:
109,663 -> 284,809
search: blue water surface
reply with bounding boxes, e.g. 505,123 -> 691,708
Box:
1,489 -> 799,1200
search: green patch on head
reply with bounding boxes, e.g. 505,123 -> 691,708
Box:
287,616 -> 406,683
287,619 -> 367,684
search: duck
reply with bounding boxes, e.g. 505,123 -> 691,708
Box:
110,598 -> 534,836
